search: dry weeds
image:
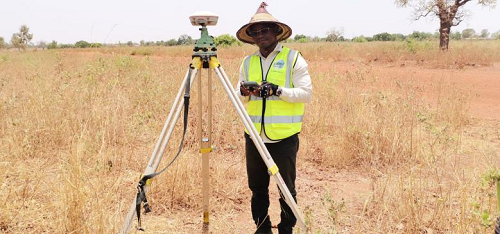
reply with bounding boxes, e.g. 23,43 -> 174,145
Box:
1,41 -> 499,233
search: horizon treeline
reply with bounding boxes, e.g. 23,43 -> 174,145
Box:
1,26 -> 500,50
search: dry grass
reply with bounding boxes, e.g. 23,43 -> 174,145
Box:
0,40 -> 499,233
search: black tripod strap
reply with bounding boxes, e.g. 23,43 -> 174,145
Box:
135,68 -> 192,231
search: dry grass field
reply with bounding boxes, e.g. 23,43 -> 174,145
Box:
1,40 -> 500,233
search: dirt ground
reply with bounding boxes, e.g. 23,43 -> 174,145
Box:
129,62 -> 500,234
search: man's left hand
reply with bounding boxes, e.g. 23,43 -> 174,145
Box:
259,82 -> 279,98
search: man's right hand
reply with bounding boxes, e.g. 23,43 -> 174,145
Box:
240,81 -> 260,97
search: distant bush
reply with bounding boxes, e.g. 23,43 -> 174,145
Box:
408,31 -> 433,41
47,40 -> 58,49
294,34 -> 307,41
0,37 -> 5,49
373,32 -> 394,41
214,34 -> 242,47
166,39 -> 177,46
59,44 -> 75,48
391,33 -> 406,41
462,28 -> 476,39
450,31 -> 462,40
75,40 -> 90,48
296,38 -> 309,43
491,31 -> 500,40
90,43 -> 102,48
352,36 -> 368,43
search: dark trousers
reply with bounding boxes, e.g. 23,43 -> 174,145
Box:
245,133 -> 299,234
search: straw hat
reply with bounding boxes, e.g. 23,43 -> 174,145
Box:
236,2 -> 292,44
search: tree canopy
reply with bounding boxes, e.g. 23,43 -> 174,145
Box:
11,25 -> 33,50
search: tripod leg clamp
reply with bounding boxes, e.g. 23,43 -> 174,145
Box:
268,164 -> 279,175
209,57 -> 220,68
200,146 -> 214,154
140,174 -> 152,186
191,57 -> 203,69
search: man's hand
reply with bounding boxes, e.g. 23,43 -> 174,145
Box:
259,82 -> 279,98
240,81 -> 260,96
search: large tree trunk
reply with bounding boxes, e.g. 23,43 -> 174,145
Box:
439,22 -> 451,51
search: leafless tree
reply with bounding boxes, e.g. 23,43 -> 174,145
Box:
326,28 -> 344,42
395,0 -> 496,50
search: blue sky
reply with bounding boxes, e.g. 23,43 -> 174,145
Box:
1,0 -> 499,44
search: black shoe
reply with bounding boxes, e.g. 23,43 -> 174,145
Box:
277,224 -> 293,234
254,229 -> 273,234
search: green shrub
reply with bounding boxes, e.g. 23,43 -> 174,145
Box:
59,44 -> 74,48
352,36 -> 368,43
214,34 -> 242,47
373,32 -> 395,41
47,40 -> 58,49
296,38 -> 309,43
75,40 -> 90,48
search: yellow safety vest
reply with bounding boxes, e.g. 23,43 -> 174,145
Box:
242,46 -> 304,140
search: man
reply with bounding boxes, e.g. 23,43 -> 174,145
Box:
235,2 -> 313,234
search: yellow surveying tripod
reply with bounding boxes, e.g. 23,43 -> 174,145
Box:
120,12 -> 306,233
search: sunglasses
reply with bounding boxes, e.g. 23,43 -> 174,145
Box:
248,27 -> 273,37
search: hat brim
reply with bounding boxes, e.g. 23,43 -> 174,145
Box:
236,21 -> 292,44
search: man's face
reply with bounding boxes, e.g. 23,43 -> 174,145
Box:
248,23 -> 278,49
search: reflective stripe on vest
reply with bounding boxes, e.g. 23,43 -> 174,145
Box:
242,46 -> 304,140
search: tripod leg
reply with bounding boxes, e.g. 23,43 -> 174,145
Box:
200,68 -> 213,232
120,67 -> 198,234
151,68 -> 198,171
214,66 -> 307,230
196,68 -> 211,232
146,68 -> 192,170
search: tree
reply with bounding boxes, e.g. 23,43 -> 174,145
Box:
38,41 -> 47,50
11,34 -> 22,50
59,44 -> 74,48
0,37 -> 5,49
214,34 -> 242,47
352,36 -> 368,43
450,31 -> 462,40
408,31 -> 433,41
126,41 -> 134,47
75,40 -> 90,48
166,39 -> 177,46
492,30 -> 500,40
396,0 -> 497,50
462,28 -> 476,39
296,38 -> 309,43
177,34 -> 192,45
294,34 -> 307,41
480,29 -> 490,38
11,25 -> 33,50
90,43 -> 102,48
373,32 -> 394,41
326,28 -> 344,42
47,40 -> 58,49
391,33 -> 406,41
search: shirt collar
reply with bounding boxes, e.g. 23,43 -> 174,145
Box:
255,42 -> 283,58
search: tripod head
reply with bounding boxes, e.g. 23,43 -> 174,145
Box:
190,12 -> 219,65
